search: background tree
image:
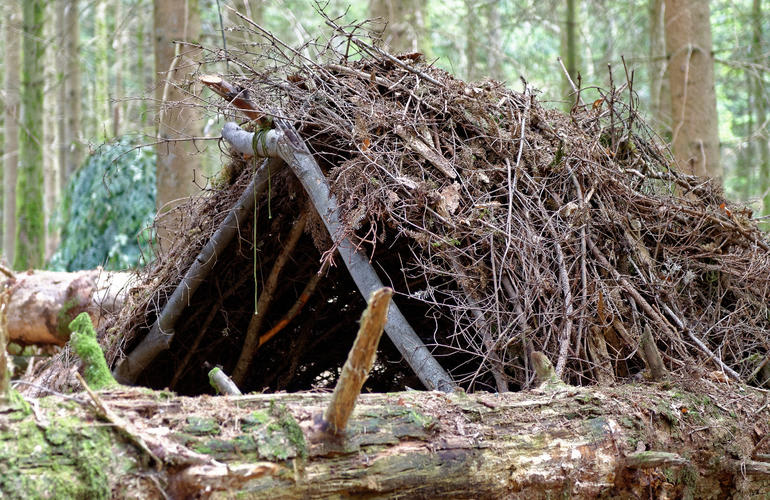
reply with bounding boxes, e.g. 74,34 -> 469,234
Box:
665,0 -> 722,179
64,0 -> 82,180
154,0 -> 203,246
753,0 -> 770,218
649,0 -> 671,138
369,0 -> 422,52
15,0 -> 46,269
3,1 -> 21,266
563,0 -> 579,103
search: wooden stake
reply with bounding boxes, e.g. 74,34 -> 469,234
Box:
324,287 -> 392,434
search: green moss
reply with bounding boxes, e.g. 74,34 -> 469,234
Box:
279,413 -> 307,459
0,399 -> 124,499
184,416 -> 221,436
241,411 -> 270,431
68,313 -> 118,390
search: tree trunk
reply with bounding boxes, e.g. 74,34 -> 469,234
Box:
649,0 -> 671,139
464,0 -> 479,81
154,0 -> 203,248
4,384 -> 769,498
754,0 -> 770,221
113,0 -> 124,138
44,1 -> 59,262
665,0 -> 722,179
65,0 -> 83,179
2,270 -> 131,346
562,0 -> 580,109
487,1 -> 503,81
15,0 -> 46,270
3,1 -> 21,266
56,0 -> 68,215
368,0 -> 421,53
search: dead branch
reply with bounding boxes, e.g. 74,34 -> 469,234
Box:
323,287 -> 391,433
113,158 -> 285,384
232,212 -> 308,385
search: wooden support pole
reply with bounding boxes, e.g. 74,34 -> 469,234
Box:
221,118 -> 455,392
323,287 -> 392,434
113,158 -> 285,384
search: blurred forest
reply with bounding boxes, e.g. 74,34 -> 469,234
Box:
1,0 -> 768,272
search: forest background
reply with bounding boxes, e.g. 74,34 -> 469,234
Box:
0,0 -> 767,272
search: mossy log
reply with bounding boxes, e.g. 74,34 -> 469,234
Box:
1,381 -> 768,499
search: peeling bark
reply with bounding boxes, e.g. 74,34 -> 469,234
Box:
2,270 -> 132,345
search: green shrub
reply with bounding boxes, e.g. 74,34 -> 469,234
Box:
49,137 -> 156,271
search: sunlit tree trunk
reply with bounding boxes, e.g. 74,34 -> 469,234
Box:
369,0 -> 421,53
154,0 -> 203,247
94,0 -> 110,140
664,0 -> 722,179
113,0 -> 124,137
562,0 -> 579,108
487,1 -> 503,81
65,0 -> 83,179
135,0 -> 150,132
753,0 -> 770,219
15,0 -> 46,269
649,0 -> 671,138
56,0 -> 68,197
3,1 -> 21,266
464,0 -> 479,81
44,1 -> 59,260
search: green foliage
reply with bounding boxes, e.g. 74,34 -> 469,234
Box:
49,137 -> 155,271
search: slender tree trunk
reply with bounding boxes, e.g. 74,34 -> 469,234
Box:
135,0 -> 149,132
94,0 -> 110,140
113,0 -> 124,137
562,0 -> 579,108
65,0 -> 83,179
664,0 -> 722,179
464,0 -> 479,81
56,0 -> 68,202
154,0 -> 203,248
753,0 -> 770,219
743,66 -> 756,201
649,0 -> 671,138
15,0 -> 46,270
487,1 -> 503,81
44,1 -> 59,261
3,1 -> 21,266
369,0 -> 421,53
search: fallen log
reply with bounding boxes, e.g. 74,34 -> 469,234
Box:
2,379 -> 767,498
2,269 -> 132,345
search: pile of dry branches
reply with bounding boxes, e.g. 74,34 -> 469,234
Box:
93,11 -> 770,394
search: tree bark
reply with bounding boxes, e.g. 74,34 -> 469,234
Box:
753,0 -> 770,222
65,0 -> 83,179
154,0 -> 203,250
649,0 -> 671,138
3,383 -> 769,498
15,0 -> 46,270
368,0 -> 422,53
3,1 -> 21,266
486,1 -> 503,81
665,0 -> 722,179
2,269 -> 131,345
